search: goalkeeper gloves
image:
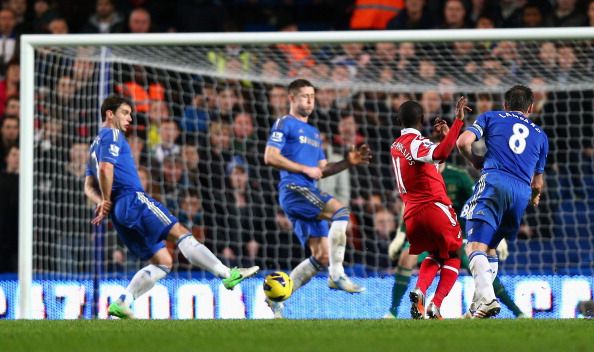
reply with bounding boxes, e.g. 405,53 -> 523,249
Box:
497,239 -> 509,261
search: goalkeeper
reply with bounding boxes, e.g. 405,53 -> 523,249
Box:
386,163 -> 526,318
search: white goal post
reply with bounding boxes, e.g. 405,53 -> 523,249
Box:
19,27 -> 594,319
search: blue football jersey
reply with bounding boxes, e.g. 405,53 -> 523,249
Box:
467,111 -> 548,185
266,115 -> 326,188
86,127 -> 143,200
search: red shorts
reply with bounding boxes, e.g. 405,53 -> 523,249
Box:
405,202 -> 462,260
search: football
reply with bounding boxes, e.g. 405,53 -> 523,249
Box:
263,271 -> 293,302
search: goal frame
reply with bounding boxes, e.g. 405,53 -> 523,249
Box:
19,27 -> 594,319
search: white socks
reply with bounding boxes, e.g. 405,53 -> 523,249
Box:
177,234 -> 230,278
328,220 -> 348,281
488,255 -> 499,283
468,251 -> 496,303
290,256 -> 322,292
121,264 -> 170,306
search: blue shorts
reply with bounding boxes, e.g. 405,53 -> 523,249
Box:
111,192 -> 178,260
461,172 -> 531,247
279,183 -> 333,247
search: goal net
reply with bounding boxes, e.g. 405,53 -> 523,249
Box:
21,29 -> 594,315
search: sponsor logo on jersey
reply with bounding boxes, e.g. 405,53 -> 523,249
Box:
109,144 -> 120,157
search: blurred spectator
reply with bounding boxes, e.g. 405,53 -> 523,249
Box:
151,118 -> 181,164
127,7 -> 151,33
214,86 -> 240,122
177,190 -> 204,242
556,44 -> 580,84
500,0 -> 525,27
160,155 -> 187,213
475,14 -> 496,29
0,60 -> 19,117
146,99 -> 170,148
521,3 -> 545,28
333,113 -> 365,148
276,23 -> 315,76
127,134 -> 147,167
232,111 -> 257,158
417,58 -> 437,83
114,65 -> 165,114
372,42 -> 398,71
3,95 -> 19,118
81,0 -> 125,33
181,90 -> 210,135
469,0 -> 502,26
440,0 -> 471,29
7,0 -> 31,34
181,143 -> 201,193
241,239 -> 266,269
0,145 -> 18,273
56,142 -> 92,274
395,42 -> 417,81
319,133 -> 350,206
260,59 -> 282,81
32,0 -> 61,34
420,90 -> 448,131
365,208 -> 395,271
331,64 -> 353,109
48,17 -> 69,34
588,0 -> 594,26
138,165 -> 161,202
386,0 -> 434,30
3,143 -> 18,174
0,9 -> 18,78
267,84 -> 289,118
0,115 -> 18,170
350,0 -> 404,30
544,0 -> 587,27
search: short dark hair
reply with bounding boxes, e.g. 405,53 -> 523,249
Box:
398,100 -> 424,128
101,95 -> 133,121
504,85 -> 533,112
288,79 -> 314,96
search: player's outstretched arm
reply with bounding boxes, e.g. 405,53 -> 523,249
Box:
431,97 -> 470,162
530,173 -> 544,207
91,162 -> 114,225
264,145 -> 322,179
320,144 -> 372,178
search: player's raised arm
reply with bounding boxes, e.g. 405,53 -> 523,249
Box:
264,145 -> 322,180
430,96 -> 470,162
320,144 -> 372,178
456,97 -> 484,169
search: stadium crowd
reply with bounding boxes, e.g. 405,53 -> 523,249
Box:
1,0 -> 593,276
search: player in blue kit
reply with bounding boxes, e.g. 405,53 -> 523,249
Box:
456,85 -> 548,318
84,95 -> 258,319
264,79 -> 372,318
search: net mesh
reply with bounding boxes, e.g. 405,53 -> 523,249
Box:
31,37 -> 594,280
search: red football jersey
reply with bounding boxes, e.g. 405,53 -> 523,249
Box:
390,128 -> 453,219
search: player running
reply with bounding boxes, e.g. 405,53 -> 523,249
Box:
84,95 -> 259,319
457,85 -> 548,318
390,97 -> 470,319
264,79 -> 372,318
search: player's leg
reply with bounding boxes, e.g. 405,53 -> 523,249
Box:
466,220 -> 500,318
319,198 -> 364,293
388,245 -> 417,318
267,218 -> 326,318
169,223 -> 259,289
109,248 -> 173,319
427,250 -> 461,320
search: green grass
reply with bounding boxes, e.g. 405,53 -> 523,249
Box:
0,319 -> 591,352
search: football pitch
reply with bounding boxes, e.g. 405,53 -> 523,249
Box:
0,319 -> 591,352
